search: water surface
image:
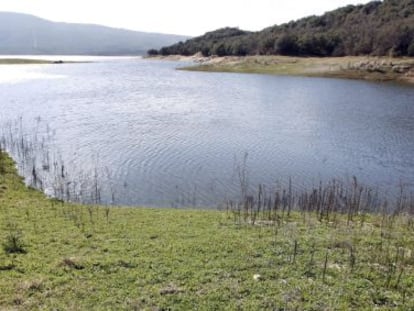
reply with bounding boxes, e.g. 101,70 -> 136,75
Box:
1,57 -> 414,206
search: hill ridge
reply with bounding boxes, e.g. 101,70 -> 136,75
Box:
0,12 -> 189,56
155,0 -> 414,57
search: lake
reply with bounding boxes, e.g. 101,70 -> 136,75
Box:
1,56 -> 414,207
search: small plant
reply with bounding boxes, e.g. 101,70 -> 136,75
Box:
60,257 -> 85,270
2,222 -> 26,254
105,206 -> 110,224
0,148 -> 5,175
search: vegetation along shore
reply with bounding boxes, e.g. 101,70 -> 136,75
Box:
1,146 -> 414,309
150,0 -> 414,84
0,58 -> 69,65
152,54 -> 414,84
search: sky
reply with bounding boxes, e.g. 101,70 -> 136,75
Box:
0,0 -> 373,36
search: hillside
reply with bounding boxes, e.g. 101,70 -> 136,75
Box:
0,12 -> 189,56
155,0 -> 414,57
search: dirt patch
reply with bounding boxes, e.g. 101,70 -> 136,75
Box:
170,54 -> 414,84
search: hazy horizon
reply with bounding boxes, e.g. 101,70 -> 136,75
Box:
0,0 -> 372,36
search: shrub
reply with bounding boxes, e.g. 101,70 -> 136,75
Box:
275,34 -> 300,55
147,49 -> 159,56
0,148 -> 6,174
2,222 -> 26,254
408,42 -> 414,56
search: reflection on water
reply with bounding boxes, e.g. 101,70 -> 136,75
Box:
1,57 -> 414,207
0,65 -> 65,84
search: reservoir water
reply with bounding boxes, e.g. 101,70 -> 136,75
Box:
1,56 -> 414,207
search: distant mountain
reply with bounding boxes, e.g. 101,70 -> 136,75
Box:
156,0 -> 414,57
0,12 -> 190,55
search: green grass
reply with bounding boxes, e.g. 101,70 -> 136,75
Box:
0,59 -> 81,65
1,150 -> 414,310
0,59 -> 56,65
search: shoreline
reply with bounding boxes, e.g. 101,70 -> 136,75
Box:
0,58 -> 83,65
149,55 -> 414,84
0,58 -> 58,65
1,150 -> 414,308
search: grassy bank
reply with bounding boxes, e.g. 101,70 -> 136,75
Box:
0,59 -> 75,65
177,56 -> 414,84
1,150 -> 414,310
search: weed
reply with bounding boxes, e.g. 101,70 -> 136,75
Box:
59,257 -> 85,270
2,222 -> 26,254
0,148 -> 5,175
19,279 -> 44,292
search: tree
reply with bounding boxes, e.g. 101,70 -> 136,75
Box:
147,49 -> 159,56
408,41 -> 414,56
156,0 -> 414,57
231,41 -> 248,56
275,34 -> 300,55
213,43 -> 227,57
201,46 -> 211,57
159,47 -> 170,56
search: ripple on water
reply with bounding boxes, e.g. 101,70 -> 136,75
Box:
1,59 -> 414,206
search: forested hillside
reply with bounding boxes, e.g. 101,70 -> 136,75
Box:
154,0 -> 414,57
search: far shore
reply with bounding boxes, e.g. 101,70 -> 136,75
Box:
148,54 -> 414,84
0,58 -> 80,65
